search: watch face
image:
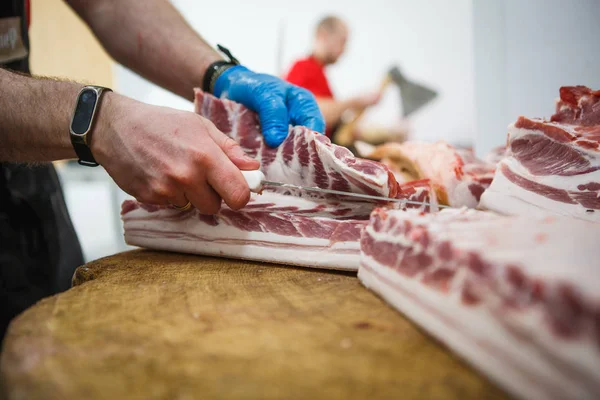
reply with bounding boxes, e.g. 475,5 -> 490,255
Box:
72,89 -> 98,135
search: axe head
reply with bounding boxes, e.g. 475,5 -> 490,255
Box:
388,66 -> 437,117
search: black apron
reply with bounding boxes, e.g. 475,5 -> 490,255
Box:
0,0 -> 84,339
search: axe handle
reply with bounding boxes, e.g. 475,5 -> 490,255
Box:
335,74 -> 392,147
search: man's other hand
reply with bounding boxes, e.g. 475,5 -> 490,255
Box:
213,66 -> 326,147
350,92 -> 382,110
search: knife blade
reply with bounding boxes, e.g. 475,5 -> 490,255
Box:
241,170 -> 447,209
261,180 -> 447,209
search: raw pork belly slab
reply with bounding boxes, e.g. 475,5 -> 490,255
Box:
357,141 -> 494,207
123,192 -> 370,271
122,91 -> 436,270
480,86 -> 600,222
122,181 -> 435,271
194,90 -> 400,198
359,208 -> 600,400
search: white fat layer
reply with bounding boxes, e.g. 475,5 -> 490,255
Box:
367,209 -> 600,301
126,235 -> 358,271
246,190 -> 352,211
448,180 -> 479,208
124,218 -> 359,252
358,259 -> 600,400
480,163 -> 600,223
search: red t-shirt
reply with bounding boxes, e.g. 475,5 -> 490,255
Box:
285,56 -> 334,135
285,56 -> 333,99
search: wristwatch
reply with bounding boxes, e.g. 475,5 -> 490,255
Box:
69,85 -> 112,167
202,44 -> 240,94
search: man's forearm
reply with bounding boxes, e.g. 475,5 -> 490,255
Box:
67,0 -> 222,101
0,68 -> 83,162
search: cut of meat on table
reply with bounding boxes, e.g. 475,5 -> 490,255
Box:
122,179 -> 436,272
356,140 -> 495,208
359,207 -> 600,400
194,90 -> 401,199
122,192 -> 371,271
480,86 -> 600,222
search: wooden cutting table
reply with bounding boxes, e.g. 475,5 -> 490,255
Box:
0,250 -> 508,400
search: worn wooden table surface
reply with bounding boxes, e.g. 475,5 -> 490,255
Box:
0,250 -> 508,400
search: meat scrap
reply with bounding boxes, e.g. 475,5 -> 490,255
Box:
480,86 -> 600,222
355,140 -> 495,208
359,207 -> 600,400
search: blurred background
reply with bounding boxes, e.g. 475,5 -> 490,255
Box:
32,0 -> 600,261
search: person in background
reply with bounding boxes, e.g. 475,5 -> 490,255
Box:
0,0 -> 324,338
285,16 -> 381,138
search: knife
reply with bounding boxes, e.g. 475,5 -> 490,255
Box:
241,170 -> 447,209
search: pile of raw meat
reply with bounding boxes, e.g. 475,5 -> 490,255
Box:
121,86 -> 600,399
480,86 -> 600,222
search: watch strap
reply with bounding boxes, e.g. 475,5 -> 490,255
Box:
73,142 -> 99,167
70,86 -> 111,167
202,44 -> 240,94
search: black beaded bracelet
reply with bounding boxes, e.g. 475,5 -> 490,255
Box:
202,44 -> 240,94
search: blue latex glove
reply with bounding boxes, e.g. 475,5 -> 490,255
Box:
214,66 -> 326,147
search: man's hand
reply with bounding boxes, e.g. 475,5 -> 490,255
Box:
92,94 -> 260,213
350,92 -> 382,110
0,68 -> 258,213
214,66 -> 325,147
315,92 -> 382,128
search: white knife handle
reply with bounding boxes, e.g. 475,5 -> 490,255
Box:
241,170 -> 265,193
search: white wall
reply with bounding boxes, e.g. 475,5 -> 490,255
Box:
473,0 -> 600,157
115,0 -> 476,146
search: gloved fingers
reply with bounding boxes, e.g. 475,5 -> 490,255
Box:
255,94 -> 290,148
213,65 -> 250,98
286,86 -> 326,134
214,66 -> 315,147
